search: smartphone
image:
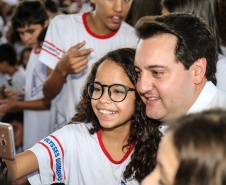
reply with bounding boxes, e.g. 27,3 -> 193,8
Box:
0,122 -> 16,160
2,79 -> 24,95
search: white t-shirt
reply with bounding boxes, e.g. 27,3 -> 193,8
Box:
23,49 -> 51,150
39,12 -> 138,132
28,123 -> 138,185
216,54 -> 226,91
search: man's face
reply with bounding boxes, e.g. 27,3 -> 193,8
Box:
17,24 -> 44,49
134,34 -> 196,122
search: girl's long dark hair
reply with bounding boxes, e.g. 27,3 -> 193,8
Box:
70,48 -> 162,182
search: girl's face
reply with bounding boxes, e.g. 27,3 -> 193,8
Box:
142,132 -> 179,185
91,60 -> 136,131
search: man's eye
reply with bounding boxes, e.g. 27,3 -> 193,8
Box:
135,71 -> 142,78
153,71 -> 163,76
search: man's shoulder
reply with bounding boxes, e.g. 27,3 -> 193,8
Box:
205,82 -> 226,108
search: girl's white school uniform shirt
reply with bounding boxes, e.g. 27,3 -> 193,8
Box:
39,12 -> 138,132
28,123 -> 138,185
23,49 -> 51,150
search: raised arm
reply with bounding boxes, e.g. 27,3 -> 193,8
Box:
6,150 -> 38,182
42,41 -> 94,100
0,97 -> 51,116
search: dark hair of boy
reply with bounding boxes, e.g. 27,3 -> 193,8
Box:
11,0 -> 48,30
44,0 -> 58,13
1,110 -> 24,125
37,27 -> 48,43
0,43 -> 17,66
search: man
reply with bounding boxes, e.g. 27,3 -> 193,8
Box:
134,13 -> 226,124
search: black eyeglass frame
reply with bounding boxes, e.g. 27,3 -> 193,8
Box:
87,82 -> 136,102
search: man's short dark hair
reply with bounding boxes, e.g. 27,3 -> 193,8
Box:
135,13 -> 217,85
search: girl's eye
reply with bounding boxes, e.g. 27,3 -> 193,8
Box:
114,90 -> 125,94
93,87 -> 101,92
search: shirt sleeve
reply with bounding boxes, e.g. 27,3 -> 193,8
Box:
39,15 -> 66,70
27,126 -> 68,185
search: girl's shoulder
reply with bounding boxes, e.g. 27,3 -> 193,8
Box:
61,122 -> 93,137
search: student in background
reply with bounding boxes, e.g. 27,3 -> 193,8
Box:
125,0 -> 162,27
40,0 -> 138,132
0,0 -> 51,150
0,43 -> 25,100
18,46 -> 32,70
1,110 -> 24,154
44,0 -> 63,20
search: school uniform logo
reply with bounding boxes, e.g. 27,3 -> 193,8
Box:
31,69 -> 44,97
38,135 -> 66,182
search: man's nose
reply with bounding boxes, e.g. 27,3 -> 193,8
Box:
136,74 -> 154,95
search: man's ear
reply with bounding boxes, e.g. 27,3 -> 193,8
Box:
192,58 -> 207,84
44,19 -> 50,28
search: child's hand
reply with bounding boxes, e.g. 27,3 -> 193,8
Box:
4,89 -> 20,101
0,100 -> 14,116
0,158 -> 8,181
57,40 -> 94,76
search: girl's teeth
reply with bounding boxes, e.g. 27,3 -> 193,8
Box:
99,110 -> 116,115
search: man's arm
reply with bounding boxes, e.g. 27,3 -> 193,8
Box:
42,41 -> 94,100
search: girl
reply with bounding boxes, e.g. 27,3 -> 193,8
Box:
4,48 -> 162,184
